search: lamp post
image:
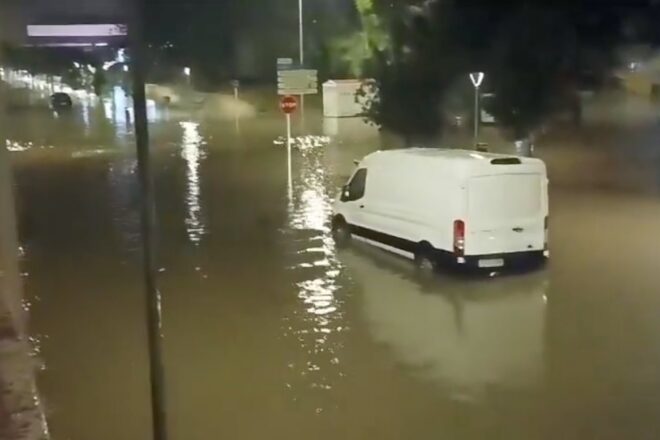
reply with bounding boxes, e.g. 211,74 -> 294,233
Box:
298,0 -> 306,120
298,0 -> 304,66
469,72 -> 485,148
183,67 -> 191,86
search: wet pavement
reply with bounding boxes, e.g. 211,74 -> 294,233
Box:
4,88 -> 660,439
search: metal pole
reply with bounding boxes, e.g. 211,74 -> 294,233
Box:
298,0 -> 304,66
287,113 -> 293,201
234,85 -> 240,135
129,1 -> 168,439
298,0 -> 305,124
473,85 -> 480,148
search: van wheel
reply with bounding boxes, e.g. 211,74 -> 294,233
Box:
332,218 -> 351,247
414,246 -> 437,277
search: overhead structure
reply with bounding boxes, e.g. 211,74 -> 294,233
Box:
25,23 -> 126,47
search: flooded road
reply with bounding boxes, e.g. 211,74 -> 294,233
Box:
5,91 -> 660,439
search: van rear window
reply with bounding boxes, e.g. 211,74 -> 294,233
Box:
491,158 -> 522,165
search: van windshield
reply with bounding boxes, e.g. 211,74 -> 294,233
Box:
468,174 -> 542,224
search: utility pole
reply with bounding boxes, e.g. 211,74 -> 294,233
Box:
128,1 -> 168,439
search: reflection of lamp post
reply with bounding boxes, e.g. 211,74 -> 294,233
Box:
469,72 -> 485,149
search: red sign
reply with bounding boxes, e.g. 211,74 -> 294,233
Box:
280,96 -> 298,114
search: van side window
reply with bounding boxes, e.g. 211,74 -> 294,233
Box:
347,169 -> 367,201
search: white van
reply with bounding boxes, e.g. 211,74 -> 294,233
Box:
332,148 -> 549,270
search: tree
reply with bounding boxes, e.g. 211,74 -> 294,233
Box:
486,7 -> 577,140
360,51 -> 444,144
362,0 -> 642,143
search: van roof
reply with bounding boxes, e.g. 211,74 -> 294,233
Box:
361,148 -> 545,176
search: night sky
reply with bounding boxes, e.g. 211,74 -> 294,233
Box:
2,0 -> 660,46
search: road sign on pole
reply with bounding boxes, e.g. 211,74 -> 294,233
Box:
230,79 -> 240,100
280,95 -> 298,114
280,96 -> 297,201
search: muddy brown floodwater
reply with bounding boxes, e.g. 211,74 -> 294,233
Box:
5,93 -> 660,440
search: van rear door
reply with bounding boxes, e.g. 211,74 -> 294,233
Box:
466,173 -> 545,256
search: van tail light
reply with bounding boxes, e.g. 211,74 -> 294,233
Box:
453,220 -> 465,256
544,216 -> 549,251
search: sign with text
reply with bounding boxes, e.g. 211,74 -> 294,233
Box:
277,58 -> 295,71
277,69 -> 318,96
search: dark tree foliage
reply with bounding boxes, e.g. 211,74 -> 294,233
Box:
363,0 -> 660,141
486,7 -> 577,138
360,53 -> 443,143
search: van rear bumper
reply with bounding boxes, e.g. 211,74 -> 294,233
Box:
452,250 -> 547,269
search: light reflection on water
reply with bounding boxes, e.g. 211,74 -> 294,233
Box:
5,139 -> 54,152
103,87 -> 131,138
284,140 -> 346,409
81,98 -> 91,134
180,121 -> 207,244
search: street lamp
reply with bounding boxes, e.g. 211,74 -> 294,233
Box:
183,66 -> 191,86
298,0 -> 306,119
469,72 -> 485,148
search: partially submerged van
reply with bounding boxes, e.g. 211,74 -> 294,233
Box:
332,148 -> 549,270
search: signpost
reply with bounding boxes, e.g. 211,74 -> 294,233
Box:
230,79 -> 240,101
280,96 -> 298,201
470,72 -> 485,148
231,79 -> 241,134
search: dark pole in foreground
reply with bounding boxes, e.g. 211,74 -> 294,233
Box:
128,1 -> 168,439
